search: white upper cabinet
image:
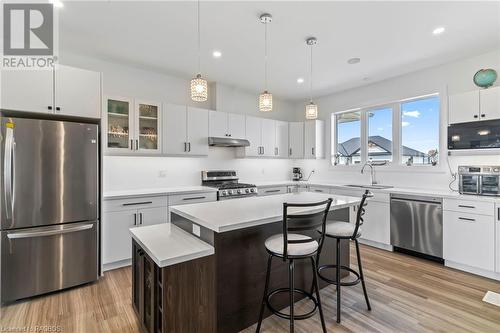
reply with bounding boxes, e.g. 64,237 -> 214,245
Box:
289,122 -> 304,158
244,116 -> 262,157
261,119 -> 276,157
1,65 -> 101,118
105,97 -> 161,155
228,113 -> 246,140
304,120 -> 325,159
209,111 -> 228,137
54,65 -> 101,118
163,104 -> 208,156
479,86 -> 500,121
449,86 -> 500,124
1,69 -> 53,113
275,120 -> 289,158
186,106 -> 209,156
209,111 -> 246,139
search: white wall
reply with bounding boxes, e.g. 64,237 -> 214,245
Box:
292,49 -> 500,190
59,51 -> 295,191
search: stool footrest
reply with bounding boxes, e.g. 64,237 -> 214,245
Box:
266,287 -> 318,320
317,264 -> 361,286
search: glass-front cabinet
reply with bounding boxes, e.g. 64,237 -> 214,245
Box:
105,97 -> 161,155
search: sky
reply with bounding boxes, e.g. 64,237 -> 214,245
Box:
337,96 -> 440,155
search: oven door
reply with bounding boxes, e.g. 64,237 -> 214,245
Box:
459,175 -> 480,194
480,175 -> 500,196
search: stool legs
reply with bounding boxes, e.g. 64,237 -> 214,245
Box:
336,238 -> 341,323
311,257 -> 327,333
256,255 -> 273,333
355,239 -> 371,311
289,259 -> 295,332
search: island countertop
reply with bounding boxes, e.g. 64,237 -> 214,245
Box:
170,192 -> 361,233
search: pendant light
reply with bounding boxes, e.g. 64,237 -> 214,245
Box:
259,13 -> 273,112
305,37 -> 318,119
190,0 -> 208,102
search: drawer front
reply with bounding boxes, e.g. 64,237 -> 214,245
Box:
443,198 -> 494,216
309,186 -> 330,194
258,186 -> 288,196
443,211 -> 494,271
168,192 -> 217,206
103,195 -> 168,213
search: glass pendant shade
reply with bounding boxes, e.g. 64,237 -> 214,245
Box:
305,102 -> 318,119
259,91 -> 273,112
190,74 -> 208,102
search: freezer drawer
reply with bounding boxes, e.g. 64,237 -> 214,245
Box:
1,221 -> 98,303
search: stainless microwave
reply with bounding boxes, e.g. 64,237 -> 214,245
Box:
458,165 -> 500,196
448,119 -> 500,150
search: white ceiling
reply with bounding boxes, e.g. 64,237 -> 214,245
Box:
59,1 -> 500,101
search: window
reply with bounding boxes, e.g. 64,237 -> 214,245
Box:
335,111 -> 361,165
368,107 -> 393,162
401,96 -> 440,165
332,94 -> 440,167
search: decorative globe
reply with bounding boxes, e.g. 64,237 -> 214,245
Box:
473,69 -> 497,88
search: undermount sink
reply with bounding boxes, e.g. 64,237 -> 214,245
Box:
345,184 -> 394,190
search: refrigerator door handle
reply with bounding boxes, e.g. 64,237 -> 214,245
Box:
6,223 -> 94,239
3,125 -> 14,220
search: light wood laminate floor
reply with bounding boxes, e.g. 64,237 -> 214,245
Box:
1,245 -> 500,333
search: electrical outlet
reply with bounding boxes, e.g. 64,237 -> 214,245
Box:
192,224 -> 201,237
158,170 -> 167,178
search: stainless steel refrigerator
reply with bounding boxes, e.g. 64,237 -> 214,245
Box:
0,114 -> 99,303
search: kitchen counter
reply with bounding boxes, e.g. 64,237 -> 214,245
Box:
129,223 -> 214,268
170,191 -> 361,233
103,186 -> 216,200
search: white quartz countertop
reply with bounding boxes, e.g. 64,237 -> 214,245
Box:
170,192 -> 361,233
253,180 -> 500,203
103,186 -> 217,200
129,223 -> 214,268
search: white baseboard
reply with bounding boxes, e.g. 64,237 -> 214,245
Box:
358,238 -> 393,251
103,259 -> 131,272
445,260 -> 500,281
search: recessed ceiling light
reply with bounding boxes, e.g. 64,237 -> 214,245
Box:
50,0 -> 64,8
432,26 -> 445,35
212,50 -> 222,58
347,58 -> 360,65
297,78 -> 304,84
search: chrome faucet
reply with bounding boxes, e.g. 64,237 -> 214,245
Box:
361,162 -> 377,185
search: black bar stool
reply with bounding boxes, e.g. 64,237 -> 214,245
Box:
316,190 -> 372,323
256,198 -> 333,333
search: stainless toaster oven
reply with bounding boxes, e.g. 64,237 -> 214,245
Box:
458,165 -> 500,196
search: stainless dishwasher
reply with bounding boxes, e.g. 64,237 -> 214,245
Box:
390,194 -> 443,258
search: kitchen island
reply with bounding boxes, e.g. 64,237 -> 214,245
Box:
170,192 -> 361,333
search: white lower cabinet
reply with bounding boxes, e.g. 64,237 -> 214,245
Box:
443,210 -> 495,271
102,195 -> 168,268
361,200 -> 390,245
496,204 -> 500,273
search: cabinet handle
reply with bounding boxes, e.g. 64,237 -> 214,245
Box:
55,107 -> 61,112
314,189 -> 324,192
474,115 -> 478,119
481,114 -> 486,118
289,148 -> 292,156
133,213 -> 137,226
182,196 -> 206,201
123,201 -> 153,206
130,139 -> 134,150
184,142 -> 187,152
458,217 -> 476,222
262,147 -> 265,155
265,189 -> 281,193
188,142 -> 191,152
47,106 -> 53,111
135,140 -> 139,150
139,212 -> 143,225
498,207 -> 500,221
458,205 -> 475,209
312,147 -> 315,156
275,147 -> 278,155
228,134 -> 232,137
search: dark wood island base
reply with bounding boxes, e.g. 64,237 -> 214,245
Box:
172,207 -> 351,333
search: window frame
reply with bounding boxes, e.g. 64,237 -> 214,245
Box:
331,93 -> 440,168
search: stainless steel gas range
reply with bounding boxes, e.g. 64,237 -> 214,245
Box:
201,170 -> 258,200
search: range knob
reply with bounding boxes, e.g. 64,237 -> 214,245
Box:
245,188 -> 250,193
237,189 -> 242,194
220,190 -> 227,196
250,188 -> 255,193
229,190 -> 235,195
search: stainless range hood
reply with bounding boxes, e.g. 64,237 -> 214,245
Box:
208,137 -> 250,147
